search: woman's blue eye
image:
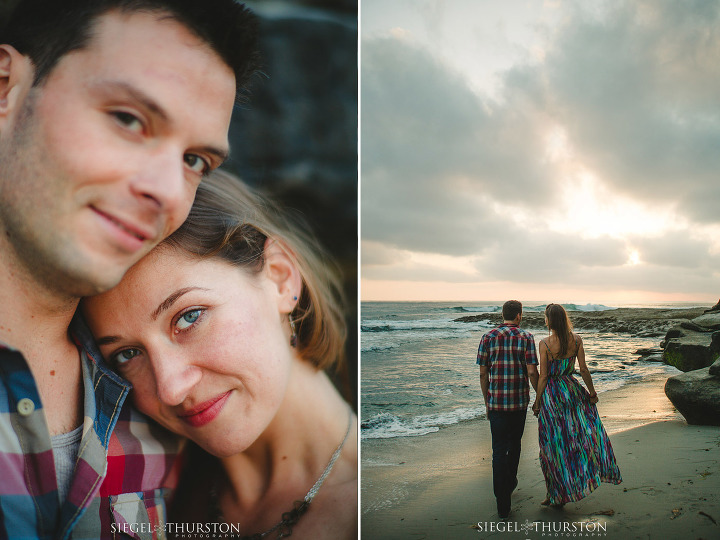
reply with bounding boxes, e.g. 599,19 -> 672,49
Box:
112,348 -> 141,365
176,309 -> 202,331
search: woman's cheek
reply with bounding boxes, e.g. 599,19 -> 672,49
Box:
130,378 -> 161,417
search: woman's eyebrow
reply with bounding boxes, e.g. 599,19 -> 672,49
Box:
96,335 -> 121,346
151,287 -> 210,321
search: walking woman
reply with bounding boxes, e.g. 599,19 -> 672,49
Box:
532,303 -> 621,506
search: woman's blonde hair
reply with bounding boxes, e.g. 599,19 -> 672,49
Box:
162,169 -> 347,371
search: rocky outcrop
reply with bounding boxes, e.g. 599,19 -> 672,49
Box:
662,312 -> 720,372
454,307 -> 707,338
665,361 -> 720,426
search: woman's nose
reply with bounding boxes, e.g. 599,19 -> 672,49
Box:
151,351 -> 202,406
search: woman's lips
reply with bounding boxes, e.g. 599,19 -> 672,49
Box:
178,391 -> 232,427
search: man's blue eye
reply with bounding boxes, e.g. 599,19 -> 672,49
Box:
176,309 -> 202,331
112,348 -> 141,365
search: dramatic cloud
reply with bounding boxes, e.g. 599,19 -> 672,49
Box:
540,0 -> 720,223
361,0 -> 720,300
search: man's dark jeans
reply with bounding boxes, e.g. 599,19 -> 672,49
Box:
487,409 -> 527,516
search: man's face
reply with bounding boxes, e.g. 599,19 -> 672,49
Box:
0,10 -> 236,296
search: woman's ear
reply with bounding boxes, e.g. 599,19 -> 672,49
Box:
263,238 -> 302,313
0,45 -> 34,124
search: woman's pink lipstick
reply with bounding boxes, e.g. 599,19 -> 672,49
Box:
179,391 -> 231,427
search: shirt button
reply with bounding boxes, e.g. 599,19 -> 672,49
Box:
17,398 -> 35,416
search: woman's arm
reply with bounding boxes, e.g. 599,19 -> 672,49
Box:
575,334 -> 598,404
532,340 -> 549,416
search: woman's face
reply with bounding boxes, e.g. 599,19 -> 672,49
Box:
82,246 -> 299,457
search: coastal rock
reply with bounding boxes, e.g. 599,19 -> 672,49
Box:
662,313 -> 720,372
454,307 -> 707,338
680,321 -> 705,332
704,298 -> 720,313
665,369 -> 720,426
689,312 -> 720,331
663,330 -> 719,372
665,329 -> 685,340
635,347 -> 662,356
710,358 -> 720,378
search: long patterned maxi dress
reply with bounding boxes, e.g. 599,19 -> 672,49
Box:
538,342 -> 622,504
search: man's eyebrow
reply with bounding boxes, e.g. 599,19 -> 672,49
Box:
198,144 -> 230,169
91,79 -> 170,122
89,80 -> 230,164
151,287 -> 210,321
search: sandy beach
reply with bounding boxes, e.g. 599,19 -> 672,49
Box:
361,371 -> 720,539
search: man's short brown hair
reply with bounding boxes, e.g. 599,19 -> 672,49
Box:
502,300 -> 522,321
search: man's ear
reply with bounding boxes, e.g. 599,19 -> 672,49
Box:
263,238 -> 302,313
0,45 -> 33,121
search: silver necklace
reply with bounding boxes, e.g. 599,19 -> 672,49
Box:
214,407 -> 353,539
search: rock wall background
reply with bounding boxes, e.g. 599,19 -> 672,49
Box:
228,0 -> 358,404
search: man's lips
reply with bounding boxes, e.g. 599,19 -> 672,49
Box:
178,391 -> 232,428
91,206 -> 155,242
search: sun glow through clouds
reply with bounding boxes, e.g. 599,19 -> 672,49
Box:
554,174 -> 676,240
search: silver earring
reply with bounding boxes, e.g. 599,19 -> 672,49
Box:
289,313 -> 297,347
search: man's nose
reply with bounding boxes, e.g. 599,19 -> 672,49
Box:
129,147 -> 193,228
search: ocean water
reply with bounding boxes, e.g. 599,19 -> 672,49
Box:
361,301 -> 697,441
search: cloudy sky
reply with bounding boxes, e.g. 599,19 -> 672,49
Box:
360,0 -> 720,304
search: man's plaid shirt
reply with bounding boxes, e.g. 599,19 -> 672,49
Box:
0,314 -> 181,539
476,323 -> 538,411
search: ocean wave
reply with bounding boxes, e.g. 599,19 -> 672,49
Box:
361,328 -> 475,352
433,303 -> 616,315
361,318 -> 468,332
441,306 -> 502,314
566,303 -> 616,312
361,325 -> 394,332
361,343 -> 401,353
360,407 -> 483,440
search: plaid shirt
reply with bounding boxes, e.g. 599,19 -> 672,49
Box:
0,314 -> 181,539
476,323 -> 538,411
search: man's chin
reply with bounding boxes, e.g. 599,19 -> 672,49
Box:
59,257 -> 142,299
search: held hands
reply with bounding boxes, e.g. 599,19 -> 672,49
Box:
532,401 -> 540,417
588,392 -> 599,405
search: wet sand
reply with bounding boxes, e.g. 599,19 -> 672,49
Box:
361,372 -> 720,539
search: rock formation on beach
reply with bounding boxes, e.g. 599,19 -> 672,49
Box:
661,312 -> 720,372
664,358 -> 720,426
662,308 -> 720,426
454,307 -> 707,338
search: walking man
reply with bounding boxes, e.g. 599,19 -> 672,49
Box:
477,300 -> 539,518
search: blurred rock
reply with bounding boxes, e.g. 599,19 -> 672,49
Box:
228,0 -> 357,401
